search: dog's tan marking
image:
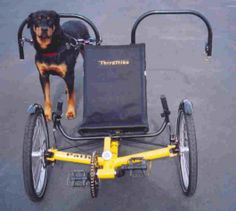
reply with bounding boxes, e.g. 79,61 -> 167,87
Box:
44,80 -> 52,121
36,62 -> 67,78
33,26 -> 41,36
33,26 -> 55,49
66,89 -> 76,119
36,37 -> 52,49
47,26 -> 55,36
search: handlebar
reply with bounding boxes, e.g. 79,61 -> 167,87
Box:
131,10 -> 213,56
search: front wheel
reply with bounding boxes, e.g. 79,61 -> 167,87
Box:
23,106 -> 49,201
176,109 -> 198,196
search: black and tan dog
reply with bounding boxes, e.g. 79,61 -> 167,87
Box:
27,10 -> 89,120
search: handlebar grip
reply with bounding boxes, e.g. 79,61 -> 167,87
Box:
57,102 -> 63,116
160,95 -> 170,113
19,44 -> 24,60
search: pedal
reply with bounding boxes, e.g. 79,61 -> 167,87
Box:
121,157 -> 152,177
67,170 -> 89,187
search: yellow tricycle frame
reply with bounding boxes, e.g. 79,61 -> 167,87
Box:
47,136 -> 177,179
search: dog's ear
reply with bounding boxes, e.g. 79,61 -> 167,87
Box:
27,13 -> 34,28
50,11 -> 60,27
55,12 -> 60,27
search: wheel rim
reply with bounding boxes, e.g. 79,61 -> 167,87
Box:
31,114 -> 48,196
179,113 -> 190,190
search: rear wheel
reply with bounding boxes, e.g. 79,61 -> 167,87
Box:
177,110 -> 198,196
23,107 -> 49,201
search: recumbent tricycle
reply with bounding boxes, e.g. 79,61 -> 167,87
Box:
18,10 -> 213,201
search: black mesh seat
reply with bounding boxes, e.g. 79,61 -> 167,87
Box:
79,44 -> 149,135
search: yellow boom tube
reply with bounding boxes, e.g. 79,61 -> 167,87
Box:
46,137 -> 177,179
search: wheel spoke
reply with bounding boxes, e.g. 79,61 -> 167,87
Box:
177,110 -> 197,196
32,158 -> 42,189
23,110 -> 49,200
183,154 -> 189,176
32,115 -> 48,194
181,155 -> 189,187
32,119 -> 40,150
35,163 -> 43,192
38,118 -> 46,146
36,165 -> 46,194
179,112 -> 190,189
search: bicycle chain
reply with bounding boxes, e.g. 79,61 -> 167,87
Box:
90,151 -> 99,198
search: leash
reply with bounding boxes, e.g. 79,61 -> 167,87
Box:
64,32 -> 99,50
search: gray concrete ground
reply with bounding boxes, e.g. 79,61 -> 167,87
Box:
0,0 -> 236,210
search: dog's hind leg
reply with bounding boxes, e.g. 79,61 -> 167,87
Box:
39,74 -> 52,121
64,73 -> 76,119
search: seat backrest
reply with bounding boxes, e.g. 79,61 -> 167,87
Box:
79,44 -> 149,135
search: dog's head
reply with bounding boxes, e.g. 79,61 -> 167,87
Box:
27,10 -> 60,49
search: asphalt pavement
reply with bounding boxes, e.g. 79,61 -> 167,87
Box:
0,0 -> 236,210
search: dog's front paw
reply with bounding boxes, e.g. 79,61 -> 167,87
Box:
44,105 -> 52,121
66,108 -> 76,120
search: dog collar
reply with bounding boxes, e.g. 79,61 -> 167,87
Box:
42,52 -> 58,57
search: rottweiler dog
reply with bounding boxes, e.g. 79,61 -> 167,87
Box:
27,10 -> 89,120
